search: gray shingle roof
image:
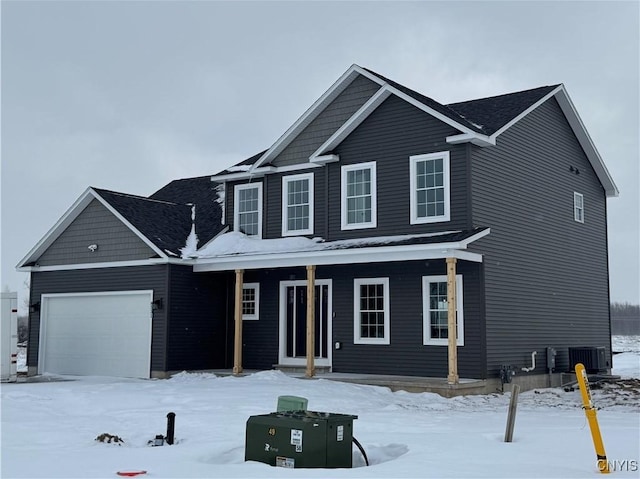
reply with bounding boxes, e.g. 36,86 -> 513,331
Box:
93,177 -> 225,257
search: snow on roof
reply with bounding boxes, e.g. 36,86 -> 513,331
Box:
187,230 -> 464,259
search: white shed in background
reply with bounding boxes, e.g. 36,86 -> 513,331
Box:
1,292 -> 18,382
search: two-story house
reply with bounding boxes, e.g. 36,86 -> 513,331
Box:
18,65 -> 617,393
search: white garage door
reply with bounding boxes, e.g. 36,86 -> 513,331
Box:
39,291 -> 153,378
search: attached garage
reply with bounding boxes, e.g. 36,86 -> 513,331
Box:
39,291 -> 153,378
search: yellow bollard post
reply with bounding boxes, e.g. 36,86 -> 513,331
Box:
575,363 -> 609,474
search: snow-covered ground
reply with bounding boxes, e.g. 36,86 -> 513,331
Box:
2,338 -> 639,478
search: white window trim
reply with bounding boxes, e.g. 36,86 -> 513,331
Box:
409,151 -> 451,224
282,172 -> 314,236
574,192 -> 584,223
341,161 -> 377,230
242,283 -> 260,321
353,277 -> 390,345
422,275 -> 464,346
233,182 -> 263,238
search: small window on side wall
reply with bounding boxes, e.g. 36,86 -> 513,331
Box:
574,192 -> 584,223
242,283 -> 260,320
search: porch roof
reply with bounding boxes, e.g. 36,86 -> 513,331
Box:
191,227 -> 489,272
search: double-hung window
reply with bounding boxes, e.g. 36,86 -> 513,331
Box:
574,192 -> 584,223
282,173 -> 314,236
422,275 -> 464,346
341,162 -> 377,230
242,283 -> 260,320
410,152 -> 451,224
353,278 -> 390,344
234,183 -> 263,237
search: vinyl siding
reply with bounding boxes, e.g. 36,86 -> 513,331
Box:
36,199 -> 156,266
28,266 -> 168,373
327,95 -> 470,240
271,75 -> 381,167
469,97 -> 611,376
166,265 -> 229,370
240,261 -> 485,378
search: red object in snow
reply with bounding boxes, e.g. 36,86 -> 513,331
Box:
116,471 -> 147,477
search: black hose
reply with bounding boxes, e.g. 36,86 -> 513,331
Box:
352,436 -> 369,466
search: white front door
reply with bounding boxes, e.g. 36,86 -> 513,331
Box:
278,280 -> 332,367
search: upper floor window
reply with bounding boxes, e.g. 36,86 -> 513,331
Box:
410,152 -> 451,224
282,173 -> 314,236
422,275 -> 464,346
574,192 -> 584,223
341,162 -> 377,230
353,277 -> 390,345
242,283 -> 260,320
234,183 -> 263,237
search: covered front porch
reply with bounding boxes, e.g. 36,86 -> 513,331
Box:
190,228 -> 490,385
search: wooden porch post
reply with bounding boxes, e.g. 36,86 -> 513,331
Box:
305,265 -> 316,378
446,257 -> 459,384
233,269 -> 244,376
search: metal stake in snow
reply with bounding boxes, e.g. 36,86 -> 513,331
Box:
504,384 -> 520,442
575,363 -> 609,473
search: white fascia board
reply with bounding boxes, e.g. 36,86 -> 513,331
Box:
553,87 -> 619,197
251,64 -> 364,170
310,88 -> 392,159
193,242 -> 484,272
211,164 -> 320,182
90,190 -> 168,258
17,257 -> 192,273
211,166 -> 275,182
460,227 -> 491,247
310,154 -> 340,164
446,133 -> 495,147
16,187 -> 96,268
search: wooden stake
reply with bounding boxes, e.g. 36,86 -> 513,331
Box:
233,269 -> 244,375
446,257 -> 459,384
305,265 -> 316,378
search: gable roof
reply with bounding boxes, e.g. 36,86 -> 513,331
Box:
446,85 -> 560,135
17,177 -> 226,269
216,64 -> 615,197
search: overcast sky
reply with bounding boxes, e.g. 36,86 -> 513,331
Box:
1,1 -> 638,308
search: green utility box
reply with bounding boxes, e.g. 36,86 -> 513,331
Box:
245,411 -> 358,469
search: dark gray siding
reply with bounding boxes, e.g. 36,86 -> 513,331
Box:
470,97 -> 611,376
263,169 -> 327,239
241,261 -> 485,378
37,199 -> 156,266
28,266 -> 168,373
166,266 -> 230,370
327,95 -> 471,240
272,75 -> 380,167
